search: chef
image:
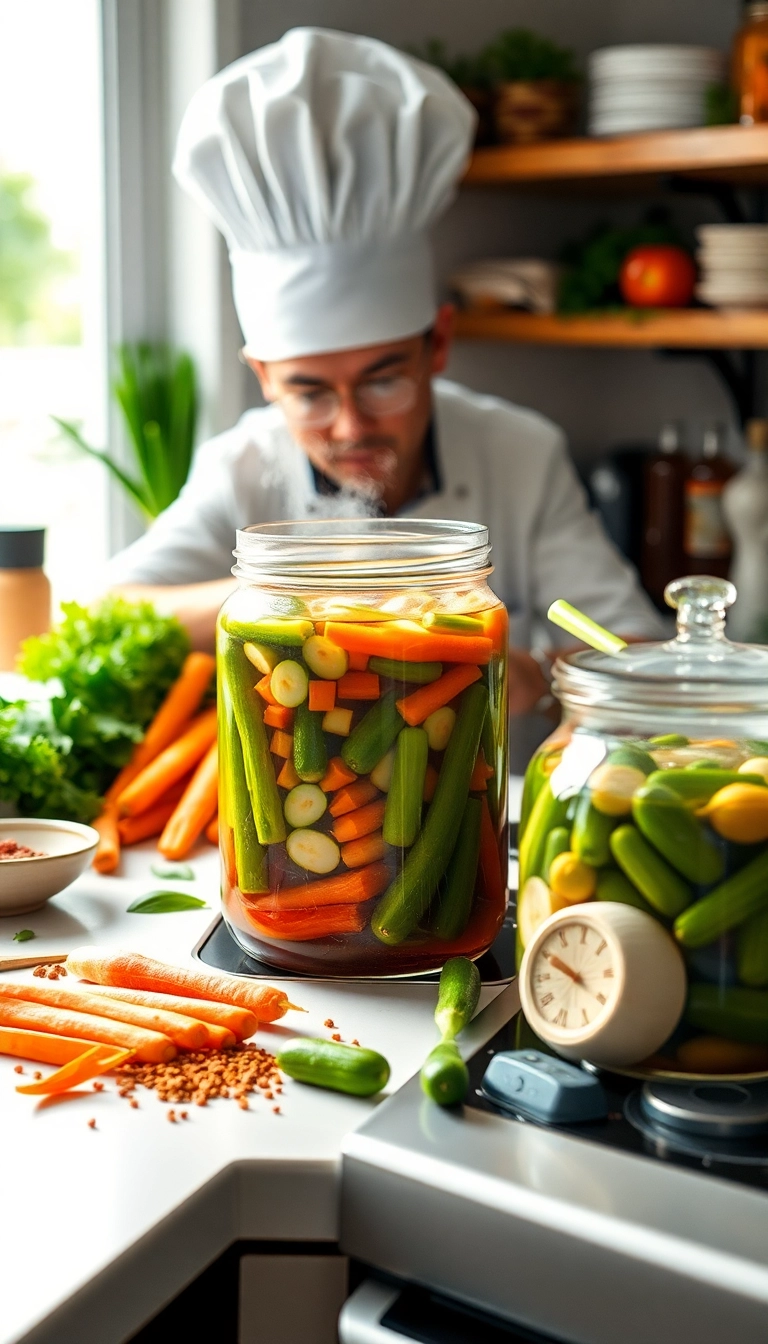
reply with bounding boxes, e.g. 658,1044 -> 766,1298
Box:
108,27 -> 663,712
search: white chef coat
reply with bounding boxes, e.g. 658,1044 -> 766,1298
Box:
106,378 -> 664,648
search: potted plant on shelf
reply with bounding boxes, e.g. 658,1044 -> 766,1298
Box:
484,29 -> 582,144
53,342 -> 199,520
410,39 -> 494,145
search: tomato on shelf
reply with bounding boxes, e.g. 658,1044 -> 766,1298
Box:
619,244 -> 697,309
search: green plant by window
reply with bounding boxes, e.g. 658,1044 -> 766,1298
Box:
483,29 -> 582,84
557,212 -> 688,314
409,39 -> 492,89
53,342 -> 198,519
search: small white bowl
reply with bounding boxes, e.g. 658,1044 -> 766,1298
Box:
0,819 -> 99,917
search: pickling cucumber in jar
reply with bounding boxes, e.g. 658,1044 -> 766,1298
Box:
515,576 -> 768,1079
217,520 -> 508,977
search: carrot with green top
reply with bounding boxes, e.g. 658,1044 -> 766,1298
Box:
117,708 -> 218,818
396,664 -> 482,726
324,621 -> 492,665
245,861 -> 390,911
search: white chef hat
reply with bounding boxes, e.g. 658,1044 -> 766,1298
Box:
173,27 -> 476,360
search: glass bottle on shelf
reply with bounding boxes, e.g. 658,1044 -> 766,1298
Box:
723,418 -> 768,641
641,421 -> 687,609
733,0 -> 768,125
683,422 -> 735,580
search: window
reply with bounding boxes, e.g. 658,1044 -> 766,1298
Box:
0,0 -> 107,607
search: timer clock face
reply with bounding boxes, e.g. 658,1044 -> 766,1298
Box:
530,919 -> 619,1033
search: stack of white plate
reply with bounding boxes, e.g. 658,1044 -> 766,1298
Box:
696,224 -> 768,308
588,45 -> 724,136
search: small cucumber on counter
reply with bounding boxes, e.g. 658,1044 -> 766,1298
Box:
674,847 -> 768,948
738,908 -> 768,988
383,726 -> 429,848
610,824 -> 692,919
371,683 -> 488,945
571,793 -> 616,868
221,615 -> 313,646
341,689 -> 404,775
293,701 -> 328,783
368,656 -> 443,684
542,826 -> 570,882
432,797 -> 482,941
685,984 -> 768,1046
277,1038 -> 390,1096
632,782 -> 724,886
420,957 -> 481,1106
596,867 -> 653,914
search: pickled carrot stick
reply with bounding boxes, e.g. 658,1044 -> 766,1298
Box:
324,621 -> 492,665
395,664 -> 482,726
244,861 -> 390,911
328,780 -> 379,817
240,903 -> 367,941
331,798 -> 387,844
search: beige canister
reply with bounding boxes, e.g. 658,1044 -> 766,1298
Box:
0,528 -> 51,671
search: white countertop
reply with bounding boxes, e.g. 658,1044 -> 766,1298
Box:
0,840 -> 517,1344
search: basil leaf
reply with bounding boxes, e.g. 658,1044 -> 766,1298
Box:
127,891 -> 208,914
13,929 -> 35,942
150,861 -> 195,881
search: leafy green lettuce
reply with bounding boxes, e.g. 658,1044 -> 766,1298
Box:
0,598 -> 190,821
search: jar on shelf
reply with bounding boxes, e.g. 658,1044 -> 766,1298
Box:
733,0 -> 768,125
517,576 -> 768,1080
217,519 -> 508,976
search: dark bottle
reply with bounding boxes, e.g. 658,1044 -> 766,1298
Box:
683,422 -> 736,580
641,422 -> 688,608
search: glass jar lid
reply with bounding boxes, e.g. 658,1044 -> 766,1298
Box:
554,577 -> 768,712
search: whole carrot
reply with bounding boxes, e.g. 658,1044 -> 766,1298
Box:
65,948 -> 301,1021
0,982 -> 211,1050
117,785 -> 187,847
93,802 -> 121,874
85,985 -> 255,1041
205,814 -> 219,846
106,651 -> 216,802
117,708 -> 218,818
0,998 -> 175,1063
158,742 -> 218,860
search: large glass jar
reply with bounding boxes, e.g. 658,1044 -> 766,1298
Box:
517,577 -> 768,1080
217,519 -> 508,976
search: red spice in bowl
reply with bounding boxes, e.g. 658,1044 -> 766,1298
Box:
0,840 -> 47,860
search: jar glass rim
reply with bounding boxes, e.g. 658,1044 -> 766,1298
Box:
232,518 -> 492,587
554,650 -> 768,713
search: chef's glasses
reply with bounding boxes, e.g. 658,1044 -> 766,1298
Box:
239,352 -> 421,428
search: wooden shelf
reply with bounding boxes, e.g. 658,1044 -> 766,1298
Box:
463,124 -> 768,191
453,308 -> 768,349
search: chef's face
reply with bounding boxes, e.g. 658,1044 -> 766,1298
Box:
246,305 -> 453,509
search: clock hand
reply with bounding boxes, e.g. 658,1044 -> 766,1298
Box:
546,953 -> 583,984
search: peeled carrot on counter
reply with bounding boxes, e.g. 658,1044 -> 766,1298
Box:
16,1044 -> 133,1096
0,998 -> 175,1063
158,741 -> 218,861
0,1026 -> 101,1066
65,948 -> 301,1021
116,707 -> 218,818
0,981 -> 213,1050
80,985 -> 256,1041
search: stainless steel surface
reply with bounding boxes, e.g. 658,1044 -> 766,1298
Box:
641,1080 -> 768,1138
341,987 -> 768,1344
338,1282 -> 400,1344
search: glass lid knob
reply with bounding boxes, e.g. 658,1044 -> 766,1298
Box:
664,576 -> 736,645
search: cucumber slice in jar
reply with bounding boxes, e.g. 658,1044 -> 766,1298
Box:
284,784 -> 327,829
286,829 -> 340,874
271,660 -> 309,707
242,641 -> 280,675
303,635 -> 349,680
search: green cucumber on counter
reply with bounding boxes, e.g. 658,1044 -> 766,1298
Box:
368,656 -> 443,684
293,701 -> 328,783
737,908 -> 768,988
372,683 -> 488,946
420,957 -> 481,1106
595,867 -> 653,914
220,684 -> 268,893
220,615 -> 314,646
383,726 -> 429,848
674,847 -> 768,948
432,798 -> 483,942
571,794 -> 616,868
685,983 -> 768,1045
610,824 -> 692,919
219,636 -> 286,845
276,1039 -> 391,1096
646,768 -> 766,804
632,782 -> 724,886
542,826 -> 570,883
341,689 -> 404,775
